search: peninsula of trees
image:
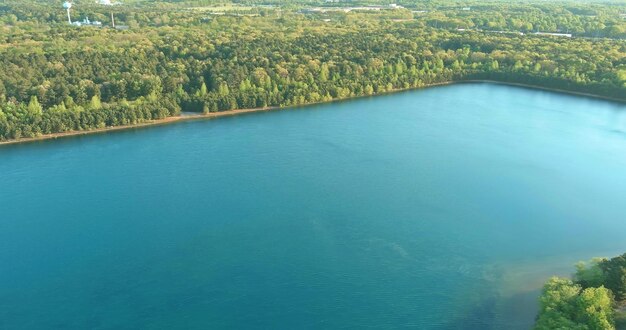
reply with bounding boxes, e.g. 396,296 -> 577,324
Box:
534,253 -> 626,330
0,0 -> 625,142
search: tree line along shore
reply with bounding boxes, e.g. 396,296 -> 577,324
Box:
1,0 -> 625,142
0,79 -> 623,147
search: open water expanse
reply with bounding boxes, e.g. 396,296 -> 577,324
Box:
1,83 -> 626,329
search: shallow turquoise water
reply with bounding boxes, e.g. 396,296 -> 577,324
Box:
1,83 -> 626,329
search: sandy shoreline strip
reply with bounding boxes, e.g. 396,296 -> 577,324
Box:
1,80 -> 623,147
0,106 -> 279,147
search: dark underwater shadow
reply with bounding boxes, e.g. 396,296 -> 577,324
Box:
440,289 -> 540,330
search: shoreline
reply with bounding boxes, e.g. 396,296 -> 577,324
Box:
460,80 -> 626,104
0,106 -> 281,147
1,80 -> 624,147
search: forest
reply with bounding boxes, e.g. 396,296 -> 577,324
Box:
0,0 -> 625,141
534,253 -> 626,330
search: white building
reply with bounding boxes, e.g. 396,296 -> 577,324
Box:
72,16 -> 102,27
534,32 -> 572,38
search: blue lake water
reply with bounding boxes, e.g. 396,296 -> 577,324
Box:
1,83 -> 626,329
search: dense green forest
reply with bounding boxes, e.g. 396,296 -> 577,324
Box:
534,253 -> 626,330
0,0 -> 625,141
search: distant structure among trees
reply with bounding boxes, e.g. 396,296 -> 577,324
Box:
62,1 -> 72,24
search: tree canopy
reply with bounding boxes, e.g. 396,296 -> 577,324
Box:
535,252 -> 626,330
0,0 -> 625,141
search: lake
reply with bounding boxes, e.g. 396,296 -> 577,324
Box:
1,83 -> 626,329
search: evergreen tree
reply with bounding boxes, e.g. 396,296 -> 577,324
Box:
27,96 -> 43,116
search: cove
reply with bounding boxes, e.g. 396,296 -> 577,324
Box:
1,83 -> 626,329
